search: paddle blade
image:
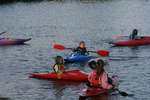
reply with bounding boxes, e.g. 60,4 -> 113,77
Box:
97,50 -> 110,57
53,44 -> 65,50
120,92 -> 128,96
119,91 -> 129,96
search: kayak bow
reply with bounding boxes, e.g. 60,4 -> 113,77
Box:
0,38 -> 31,45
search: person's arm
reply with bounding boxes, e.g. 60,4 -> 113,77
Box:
84,48 -> 89,54
73,47 -> 79,52
100,72 -> 113,90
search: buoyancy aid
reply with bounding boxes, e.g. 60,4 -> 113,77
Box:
88,70 -> 102,87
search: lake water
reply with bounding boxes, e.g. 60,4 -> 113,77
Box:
0,0 -> 150,100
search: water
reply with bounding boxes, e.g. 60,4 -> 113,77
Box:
0,0 -> 150,100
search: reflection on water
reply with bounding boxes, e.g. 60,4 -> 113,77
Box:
51,81 -> 82,100
0,97 -> 11,100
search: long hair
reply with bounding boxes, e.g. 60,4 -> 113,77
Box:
95,59 -> 105,79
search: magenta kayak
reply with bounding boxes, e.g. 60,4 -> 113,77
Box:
0,38 -> 31,45
111,36 -> 150,46
79,87 -> 110,100
79,87 -> 109,97
30,70 -> 88,82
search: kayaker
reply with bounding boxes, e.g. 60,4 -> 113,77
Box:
88,59 -> 117,90
129,29 -> 141,40
73,41 -> 88,55
53,56 -> 65,79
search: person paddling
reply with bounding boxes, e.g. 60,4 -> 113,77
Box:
53,56 -> 65,79
73,41 -> 88,55
129,29 -> 141,40
88,59 -> 118,90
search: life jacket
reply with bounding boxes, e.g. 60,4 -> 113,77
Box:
53,64 -> 64,73
88,70 -> 102,87
74,47 -> 88,55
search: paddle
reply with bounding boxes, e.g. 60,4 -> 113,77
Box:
0,31 -> 6,35
53,43 -> 110,57
53,44 -> 73,50
115,88 -> 131,97
112,36 -> 128,39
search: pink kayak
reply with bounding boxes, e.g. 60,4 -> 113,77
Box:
30,70 -> 88,82
0,38 -> 31,45
79,87 -> 109,97
79,75 -> 119,99
110,36 -> 150,46
79,87 -> 111,100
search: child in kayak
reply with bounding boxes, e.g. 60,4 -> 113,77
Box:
73,41 -> 88,55
129,29 -> 141,40
88,59 -> 118,90
53,56 -> 65,79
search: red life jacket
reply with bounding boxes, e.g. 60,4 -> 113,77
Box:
88,70 -> 102,87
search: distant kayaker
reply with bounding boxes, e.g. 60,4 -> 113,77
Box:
88,59 -> 118,90
53,56 -> 65,79
129,29 -> 141,40
73,41 -> 88,55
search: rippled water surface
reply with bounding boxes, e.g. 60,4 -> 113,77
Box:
0,0 -> 150,100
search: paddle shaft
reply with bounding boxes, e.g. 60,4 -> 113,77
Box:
53,44 -> 109,57
63,49 -> 101,54
61,47 -> 99,54
64,47 -> 74,50
87,50 -> 97,53
115,88 -> 130,96
63,48 -> 97,53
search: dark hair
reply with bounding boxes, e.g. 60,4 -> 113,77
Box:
96,59 -> 105,79
97,59 -> 105,67
88,60 -> 97,69
79,41 -> 85,45
133,29 -> 138,35
55,56 -> 64,64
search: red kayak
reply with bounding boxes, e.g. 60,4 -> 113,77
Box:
0,38 -> 31,45
30,70 -> 88,82
111,36 -> 150,46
